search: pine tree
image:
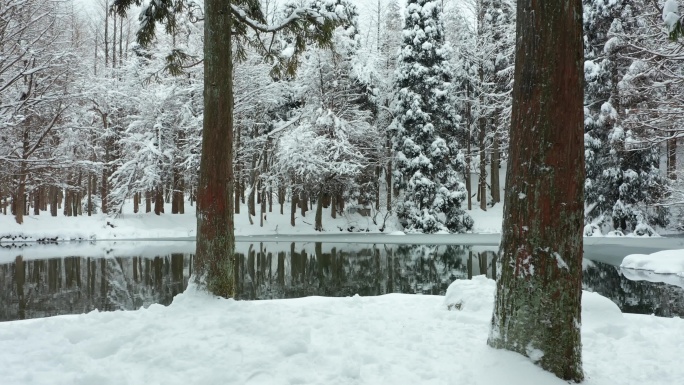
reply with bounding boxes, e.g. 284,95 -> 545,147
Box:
583,0 -> 668,235
390,0 -> 472,234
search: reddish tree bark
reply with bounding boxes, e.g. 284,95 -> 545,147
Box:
194,0 -> 236,297
487,0 -> 585,382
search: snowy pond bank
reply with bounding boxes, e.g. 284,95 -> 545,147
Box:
1,277 -> 682,385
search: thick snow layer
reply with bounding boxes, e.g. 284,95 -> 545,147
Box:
1,278 -> 682,385
621,249 -> 684,276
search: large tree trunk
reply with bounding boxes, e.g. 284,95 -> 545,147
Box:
487,0 -> 585,382
194,0 -> 236,298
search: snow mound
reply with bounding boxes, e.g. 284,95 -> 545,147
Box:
387,231 -> 406,236
444,275 -> 495,313
620,249 -> 684,276
582,291 -> 624,330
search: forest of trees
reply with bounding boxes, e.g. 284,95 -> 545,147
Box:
1,0 -> 683,235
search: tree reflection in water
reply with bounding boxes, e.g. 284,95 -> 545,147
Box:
1,242 -> 682,321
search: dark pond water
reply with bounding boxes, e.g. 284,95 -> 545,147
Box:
1,242 -> 683,321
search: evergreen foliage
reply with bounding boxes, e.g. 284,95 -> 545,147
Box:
583,0 -> 669,234
390,0 -> 472,233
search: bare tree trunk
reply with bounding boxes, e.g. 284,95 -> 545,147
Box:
145,190 -> 151,213
488,0 -> 585,381
87,174 -> 93,216
133,191 -> 139,213
491,132 -> 501,204
386,138 -> 392,211
50,186 -> 58,217
300,191 -> 308,217
154,186 -> 164,215
112,13 -> 117,69
478,116 -> 487,211
14,169 -> 25,224
290,189 -> 298,227
104,3 -> 109,68
330,193 -> 336,219
315,191 -> 324,231
466,86 -> 473,211
279,185 -> 285,215
667,137 -> 677,180
33,188 -> 40,215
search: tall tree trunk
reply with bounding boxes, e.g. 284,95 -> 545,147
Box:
478,117 -> 487,211
466,86 -> 473,211
491,132 -> 501,204
488,0 -> 585,382
194,0 -> 236,298
133,191 -> 139,213
386,139 -> 392,211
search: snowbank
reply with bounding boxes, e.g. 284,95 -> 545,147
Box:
621,249 -> 684,276
1,277 -> 682,385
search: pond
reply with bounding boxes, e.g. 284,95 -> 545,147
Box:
1,241 -> 683,321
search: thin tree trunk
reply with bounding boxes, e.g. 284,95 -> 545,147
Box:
133,191 -> 139,213
88,174 -> 93,216
491,132 -> 501,204
488,0 -> 585,381
478,116 -> 487,211
667,137 -> 677,180
466,86 -> 472,211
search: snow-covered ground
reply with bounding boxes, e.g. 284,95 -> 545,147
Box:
0,276 -> 681,385
0,195 -> 506,242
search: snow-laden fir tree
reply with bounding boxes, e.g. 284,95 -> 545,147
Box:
583,0 -> 668,235
390,0 -> 472,234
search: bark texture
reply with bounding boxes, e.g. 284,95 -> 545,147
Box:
487,0 -> 585,382
194,0 -> 236,298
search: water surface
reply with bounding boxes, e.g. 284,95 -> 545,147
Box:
1,241 -> 682,321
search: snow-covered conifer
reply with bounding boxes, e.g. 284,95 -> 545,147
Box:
390,0 -> 472,233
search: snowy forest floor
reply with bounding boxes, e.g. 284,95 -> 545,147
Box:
0,198 -> 505,242
0,276 -> 681,385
